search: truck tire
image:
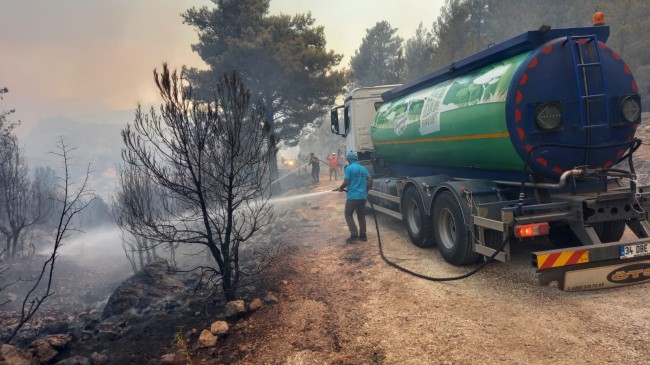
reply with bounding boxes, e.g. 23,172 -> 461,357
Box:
593,220 -> 626,243
402,187 -> 435,248
433,191 -> 479,265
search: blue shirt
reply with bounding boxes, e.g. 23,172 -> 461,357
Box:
344,161 -> 371,200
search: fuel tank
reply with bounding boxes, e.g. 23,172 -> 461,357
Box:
371,26 -> 641,182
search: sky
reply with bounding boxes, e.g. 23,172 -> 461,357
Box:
0,0 -> 444,197
1,0 -> 445,133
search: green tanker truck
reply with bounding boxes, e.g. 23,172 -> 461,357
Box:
331,22 -> 650,290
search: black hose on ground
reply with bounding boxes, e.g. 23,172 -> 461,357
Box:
367,199 -> 507,282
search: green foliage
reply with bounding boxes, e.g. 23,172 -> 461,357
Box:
404,23 -> 435,82
0,87 -> 18,140
407,0 -> 650,109
350,21 -> 405,87
431,0 -> 477,70
182,0 -> 346,148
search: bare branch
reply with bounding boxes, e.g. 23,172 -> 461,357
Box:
3,137 -> 95,343
117,67 -> 274,301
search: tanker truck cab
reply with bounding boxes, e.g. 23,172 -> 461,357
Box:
330,19 -> 650,291
331,85 -> 400,160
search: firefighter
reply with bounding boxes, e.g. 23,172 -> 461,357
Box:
328,153 -> 338,181
336,151 -> 373,243
309,152 -> 321,183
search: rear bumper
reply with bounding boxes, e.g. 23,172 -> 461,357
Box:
532,239 -> 650,290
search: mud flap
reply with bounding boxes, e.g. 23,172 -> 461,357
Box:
537,256 -> 650,291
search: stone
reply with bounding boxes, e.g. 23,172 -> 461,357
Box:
43,333 -> 72,350
80,331 -> 93,341
102,259 -> 184,320
31,339 -> 58,364
96,330 -> 119,342
40,320 -> 70,335
225,300 -> 246,318
233,320 -> 248,331
198,329 -> 217,348
90,351 -> 107,365
238,344 -> 252,356
263,293 -> 279,304
210,320 -> 229,336
248,298 -> 263,312
159,353 -> 177,365
54,356 -> 92,365
0,344 -> 33,365
97,321 -> 122,332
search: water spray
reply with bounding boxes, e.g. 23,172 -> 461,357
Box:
271,162 -> 310,185
268,190 -> 336,204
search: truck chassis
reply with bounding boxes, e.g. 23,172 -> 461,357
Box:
365,164 -> 650,290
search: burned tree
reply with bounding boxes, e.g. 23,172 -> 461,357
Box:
4,138 -> 95,343
121,65 -> 274,300
112,162 -> 174,273
0,138 -> 52,259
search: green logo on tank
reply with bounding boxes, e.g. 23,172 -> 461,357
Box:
373,53 -> 527,138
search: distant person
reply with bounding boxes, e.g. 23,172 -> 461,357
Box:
309,152 -> 321,183
327,153 -> 338,181
296,153 -> 303,176
336,151 -> 373,243
337,151 -> 345,173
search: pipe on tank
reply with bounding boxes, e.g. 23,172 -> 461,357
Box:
492,169 -> 584,190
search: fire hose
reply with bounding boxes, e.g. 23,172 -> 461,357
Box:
334,189 -> 506,281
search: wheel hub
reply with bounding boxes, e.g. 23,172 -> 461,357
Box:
439,208 -> 456,250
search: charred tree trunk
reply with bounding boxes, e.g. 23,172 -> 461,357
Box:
265,106 -> 280,196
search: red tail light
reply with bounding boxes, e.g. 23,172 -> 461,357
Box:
514,222 -> 550,238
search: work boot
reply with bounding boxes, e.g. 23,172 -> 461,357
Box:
345,236 -> 359,244
359,235 -> 367,241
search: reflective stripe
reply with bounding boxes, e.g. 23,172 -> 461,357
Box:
537,250 -> 589,270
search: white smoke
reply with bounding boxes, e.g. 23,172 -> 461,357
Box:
55,226 -> 125,261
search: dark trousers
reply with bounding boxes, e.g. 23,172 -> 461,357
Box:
311,167 -> 319,182
345,199 -> 366,237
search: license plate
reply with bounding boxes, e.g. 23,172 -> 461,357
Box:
619,243 -> 650,259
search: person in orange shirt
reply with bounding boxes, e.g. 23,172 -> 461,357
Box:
327,153 -> 338,181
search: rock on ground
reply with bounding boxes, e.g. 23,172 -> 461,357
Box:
102,260 -> 184,319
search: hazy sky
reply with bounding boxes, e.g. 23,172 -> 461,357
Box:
1,0 -> 445,134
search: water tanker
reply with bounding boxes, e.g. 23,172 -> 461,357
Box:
331,20 -> 650,291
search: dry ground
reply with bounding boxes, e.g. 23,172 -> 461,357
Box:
203,172 -> 650,365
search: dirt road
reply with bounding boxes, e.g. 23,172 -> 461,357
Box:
208,177 -> 650,365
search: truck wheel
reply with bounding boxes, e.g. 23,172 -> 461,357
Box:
433,191 -> 478,265
593,221 -> 626,243
402,187 -> 435,248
